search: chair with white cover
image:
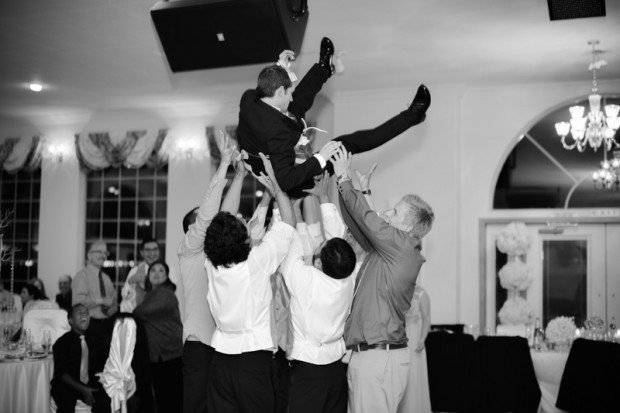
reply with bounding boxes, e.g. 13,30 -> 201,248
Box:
22,309 -> 70,351
98,316 -> 137,413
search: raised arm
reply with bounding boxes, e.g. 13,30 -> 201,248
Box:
179,134 -> 233,257
305,171 -> 345,240
220,157 -> 247,215
256,152 -> 295,228
332,148 -> 402,259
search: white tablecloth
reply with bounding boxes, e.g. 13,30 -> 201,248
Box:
0,356 -> 54,413
530,350 -> 569,413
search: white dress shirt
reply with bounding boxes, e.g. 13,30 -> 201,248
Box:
281,231 -> 355,365
205,220 -> 295,355
178,178 -> 228,346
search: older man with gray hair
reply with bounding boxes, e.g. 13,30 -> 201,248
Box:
331,148 -> 435,413
55,274 -> 72,312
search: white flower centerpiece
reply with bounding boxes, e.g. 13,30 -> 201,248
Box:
496,222 -> 534,330
545,316 -> 577,351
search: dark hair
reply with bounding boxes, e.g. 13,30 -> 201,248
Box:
204,211 -> 251,267
22,284 -> 43,300
182,207 -> 199,234
140,237 -> 159,250
320,238 -> 357,280
256,65 -> 292,98
68,303 -> 87,320
28,278 -> 48,299
144,261 -> 176,292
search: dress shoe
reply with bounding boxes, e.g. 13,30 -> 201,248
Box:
408,84 -> 431,125
319,37 -> 335,76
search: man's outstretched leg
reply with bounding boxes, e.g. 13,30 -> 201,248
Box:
333,84 -> 431,154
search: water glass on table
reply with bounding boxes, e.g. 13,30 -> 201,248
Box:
41,330 -> 52,355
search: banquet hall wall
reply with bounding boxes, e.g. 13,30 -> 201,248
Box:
5,78 -> 620,326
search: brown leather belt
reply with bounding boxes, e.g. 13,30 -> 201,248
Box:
348,342 -> 408,352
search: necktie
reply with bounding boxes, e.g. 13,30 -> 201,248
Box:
79,335 -> 89,384
98,271 -> 106,299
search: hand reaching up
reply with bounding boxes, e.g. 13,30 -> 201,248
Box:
318,141 -> 342,162
355,162 -> 378,192
216,130 -> 236,165
303,171 -> 330,203
331,147 -> 352,180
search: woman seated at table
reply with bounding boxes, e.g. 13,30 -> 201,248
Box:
52,303 -> 111,413
28,277 -> 49,300
21,284 -> 59,316
133,260 -> 183,413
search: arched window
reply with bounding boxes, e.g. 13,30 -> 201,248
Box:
494,95 -> 620,208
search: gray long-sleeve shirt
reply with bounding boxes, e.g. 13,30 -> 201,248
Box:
339,180 -> 426,346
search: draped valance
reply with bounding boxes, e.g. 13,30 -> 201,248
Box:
0,136 -> 43,173
75,129 -> 168,170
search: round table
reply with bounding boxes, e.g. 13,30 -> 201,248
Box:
530,350 -> 569,413
0,355 -> 54,413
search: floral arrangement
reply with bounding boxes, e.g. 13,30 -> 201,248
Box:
498,296 -> 534,325
498,259 -> 533,291
496,222 -> 532,256
545,316 -> 577,343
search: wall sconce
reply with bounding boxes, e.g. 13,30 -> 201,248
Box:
46,144 -> 67,163
176,139 -> 201,160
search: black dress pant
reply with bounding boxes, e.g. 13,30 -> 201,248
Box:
51,379 -> 111,413
183,341 -> 215,413
288,360 -> 348,413
207,350 -> 274,413
271,347 -> 291,413
151,356 -> 183,413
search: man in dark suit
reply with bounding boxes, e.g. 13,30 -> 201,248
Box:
237,37 -> 431,197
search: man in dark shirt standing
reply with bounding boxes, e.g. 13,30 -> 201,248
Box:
55,274 -> 72,313
332,148 -> 435,413
51,304 -> 111,413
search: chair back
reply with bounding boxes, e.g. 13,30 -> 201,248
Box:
22,309 -> 70,350
99,316 -> 137,413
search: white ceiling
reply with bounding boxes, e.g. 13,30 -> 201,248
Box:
1,0 -> 619,131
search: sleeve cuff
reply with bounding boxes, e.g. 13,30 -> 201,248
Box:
313,153 -> 327,169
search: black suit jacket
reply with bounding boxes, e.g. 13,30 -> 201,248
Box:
51,330 -> 107,387
237,63 -> 329,194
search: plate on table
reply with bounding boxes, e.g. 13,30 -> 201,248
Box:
24,352 -> 48,360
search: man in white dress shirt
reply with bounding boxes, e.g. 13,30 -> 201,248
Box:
281,230 -> 357,413
204,153 -> 296,413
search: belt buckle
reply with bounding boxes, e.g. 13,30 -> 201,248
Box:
354,344 -> 362,352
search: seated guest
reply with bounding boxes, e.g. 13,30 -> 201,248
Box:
51,304 -> 111,413
204,153 -> 296,412
133,261 -> 183,413
0,281 -> 22,313
281,231 -> 357,413
29,277 -> 49,299
21,284 -> 59,316
55,275 -> 72,312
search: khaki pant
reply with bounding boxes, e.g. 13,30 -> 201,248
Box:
347,348 -> 410,413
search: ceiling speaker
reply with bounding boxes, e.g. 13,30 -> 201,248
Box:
151,0 -> 309,72
547,0 -> 606,21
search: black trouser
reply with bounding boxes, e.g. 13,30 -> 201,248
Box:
288,360 -> 348,413
207,350 -> 274,413
271,347 -> 291,413
183,341 -> 215,413
51,379 -> 111,413
151,356 -> 183,413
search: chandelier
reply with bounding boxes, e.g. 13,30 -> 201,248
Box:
555,40 -> 620,152
592,150 -> 620,191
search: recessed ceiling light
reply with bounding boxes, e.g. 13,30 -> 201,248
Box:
29,83 -> 43,92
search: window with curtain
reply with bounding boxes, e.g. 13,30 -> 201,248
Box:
0,168 -> 41,287
85,165 -> 168,292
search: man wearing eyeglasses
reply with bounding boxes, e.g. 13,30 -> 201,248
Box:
73,241 -> 118,347
120,238 -> 160,312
